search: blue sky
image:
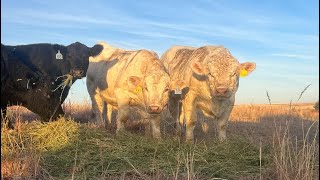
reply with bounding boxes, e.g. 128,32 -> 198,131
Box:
1,0 -> 319,104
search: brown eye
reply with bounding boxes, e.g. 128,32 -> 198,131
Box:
208,73 -> 216,78
164,88 -> 169,93
144,87 -> 148,92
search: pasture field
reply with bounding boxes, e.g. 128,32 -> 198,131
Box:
1,102 -> 319,180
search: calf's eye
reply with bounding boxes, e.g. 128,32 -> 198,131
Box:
208,73 -> 216,79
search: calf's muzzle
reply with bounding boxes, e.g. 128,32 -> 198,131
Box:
147,105 -> 162,114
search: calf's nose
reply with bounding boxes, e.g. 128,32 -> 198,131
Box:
148,105 -> 162,114
216,86 -> 228,93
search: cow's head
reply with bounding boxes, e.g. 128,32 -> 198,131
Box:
128,58 -> 187,114
66,42 -> 103,78
191,46 -> 256,99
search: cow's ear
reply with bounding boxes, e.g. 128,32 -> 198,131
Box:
128,76 -> 141,87
191,62 -> 207,75
90,44 -> 103,57
240,62 -> 256,76
170,80 -> 189,94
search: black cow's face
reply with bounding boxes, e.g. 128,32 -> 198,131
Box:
66,42 -> 90,78
66,42 -> 103,78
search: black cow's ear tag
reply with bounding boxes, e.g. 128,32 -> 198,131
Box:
56,50 -> 63,60
174,88 -> 182,95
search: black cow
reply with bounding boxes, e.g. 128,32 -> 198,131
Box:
1,42 -> 103,128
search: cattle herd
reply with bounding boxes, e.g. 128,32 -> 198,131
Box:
1,41 -> 255,143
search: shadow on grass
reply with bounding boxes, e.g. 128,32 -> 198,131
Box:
3,106 -> 318,179
40,125 -> 265,180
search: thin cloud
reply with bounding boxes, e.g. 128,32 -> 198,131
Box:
197,0 -> 315,28
2,8 -> 119,26
109,40 -> 146,50
271,53 -> 315,60
3,7 -> 317,55
141,21 -> 317,54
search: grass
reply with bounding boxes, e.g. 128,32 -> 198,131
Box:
1,102 -> 319,179
1,118 -> 267,179
272,120 -> 319,180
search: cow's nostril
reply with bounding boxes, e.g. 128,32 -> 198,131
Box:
149,106 -> 160,111
216,86 -> 228,93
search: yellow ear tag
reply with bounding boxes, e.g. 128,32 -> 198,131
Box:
240,69 -> 248,77
135,86 -> 142,93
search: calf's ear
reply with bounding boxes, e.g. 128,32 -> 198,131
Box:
191,62 -> 208,75
90,44 -> 103,57
128,76 -> 141,87
240,62 -> 256,75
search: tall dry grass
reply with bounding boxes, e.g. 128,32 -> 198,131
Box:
272,120 -> 319,180
230,103 -> 319,122
1,111 -> 79,179
1,114 -> 49,179
1,100 -> 319,179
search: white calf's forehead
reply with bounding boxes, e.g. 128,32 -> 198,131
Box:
206,50 -> 240,72
208,59 -> 239,72
145,74 -> 170,87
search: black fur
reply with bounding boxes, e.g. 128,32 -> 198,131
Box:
1,42 -> 103,127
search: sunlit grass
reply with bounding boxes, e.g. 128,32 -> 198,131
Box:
1,102 -> 318,179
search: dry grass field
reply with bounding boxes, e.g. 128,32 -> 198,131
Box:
1,102 -> 319,179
